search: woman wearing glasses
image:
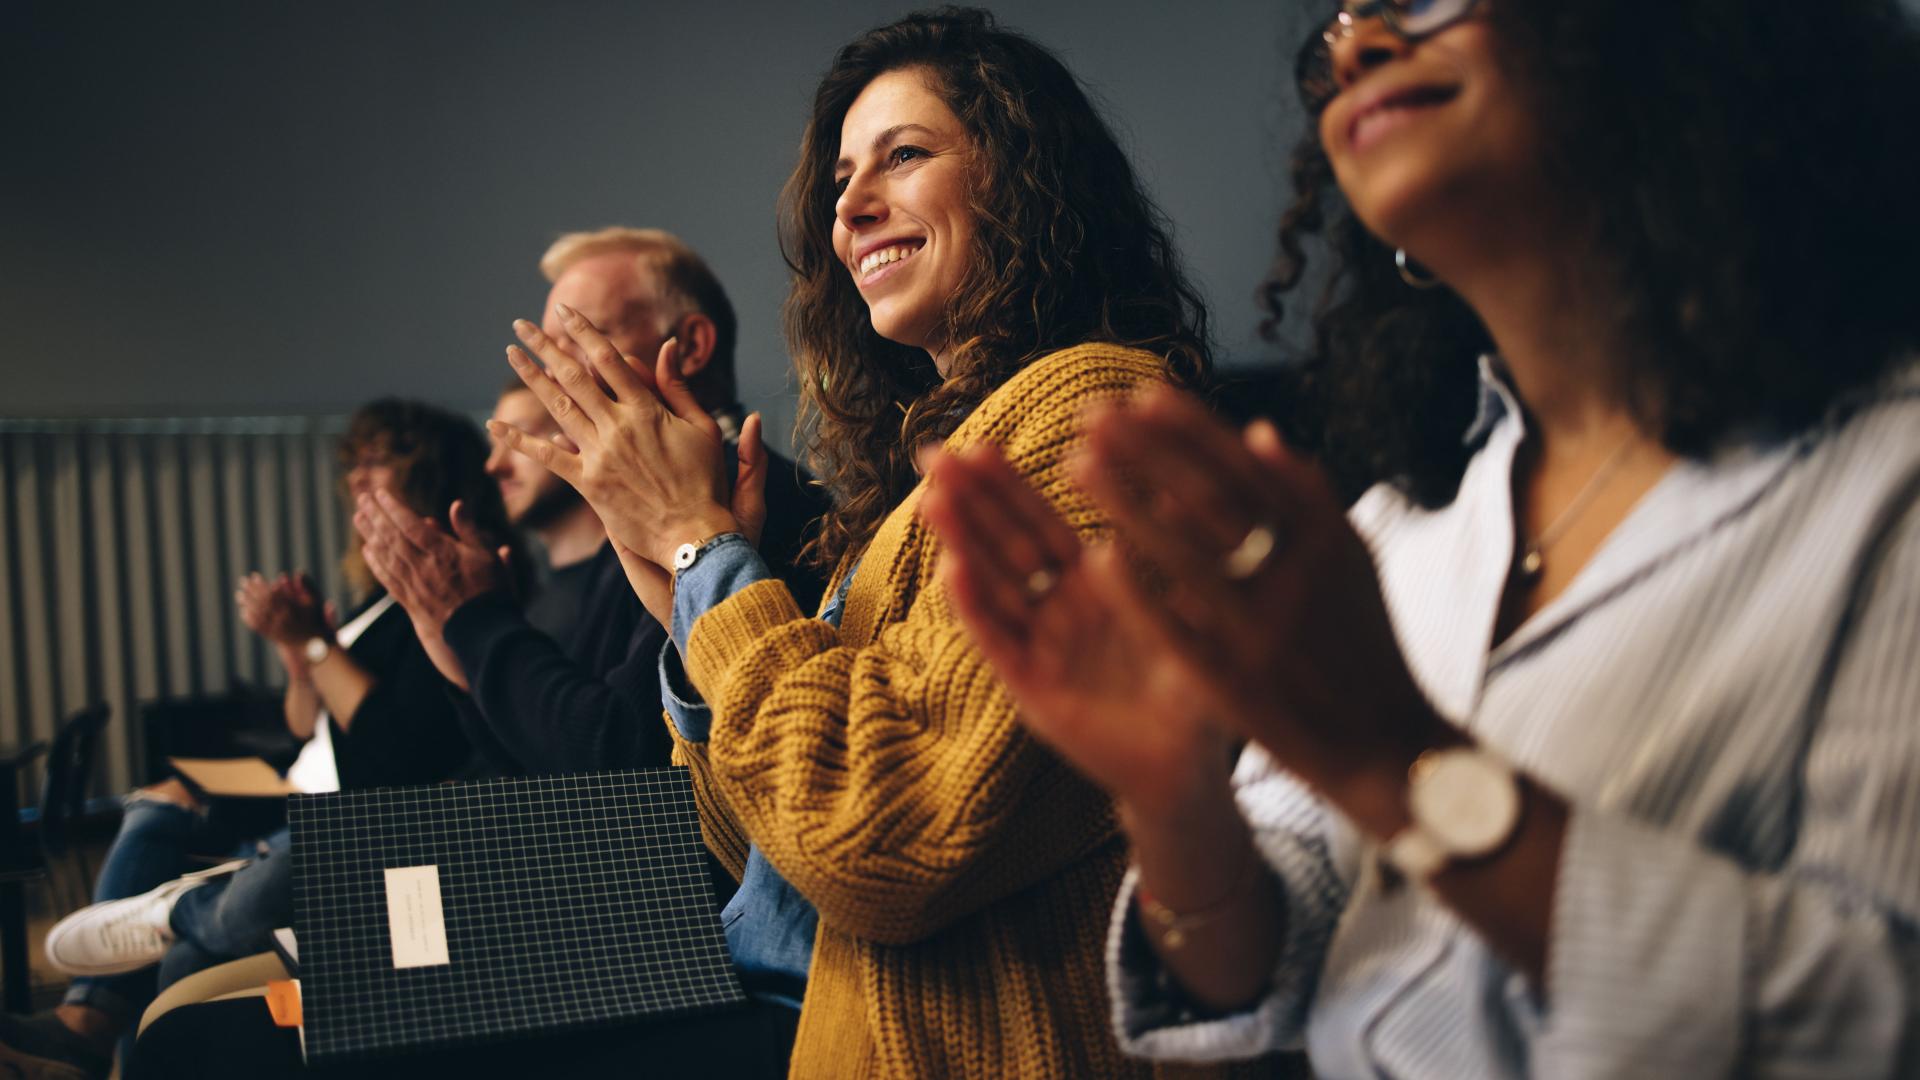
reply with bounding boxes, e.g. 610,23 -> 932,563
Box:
925,0 -> 1920,1075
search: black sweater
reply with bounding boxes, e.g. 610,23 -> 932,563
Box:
758,447 -> 832,617
443,542 -> 668,776
441,446 -> 830,778
329,595 -> 473,790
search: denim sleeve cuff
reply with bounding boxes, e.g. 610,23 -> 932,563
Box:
658,636 -> 714,743
671,534 -> 770,655
1106,753 -> 1352,1061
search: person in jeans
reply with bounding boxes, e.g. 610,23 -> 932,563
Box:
0,400 -> 499,1080
132,9 -> 1261,1078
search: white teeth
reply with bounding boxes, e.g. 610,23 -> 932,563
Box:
857,243 -> 921,276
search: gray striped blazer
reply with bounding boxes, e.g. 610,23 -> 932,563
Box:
1109,357 -> 1920,1079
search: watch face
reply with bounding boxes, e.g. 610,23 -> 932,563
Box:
1408,749 -> 1520,857
303,637 -> 330,664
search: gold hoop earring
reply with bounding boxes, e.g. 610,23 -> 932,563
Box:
1396,248 -> 1440,290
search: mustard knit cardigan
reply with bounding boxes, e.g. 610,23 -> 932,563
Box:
672,344 -> 1275,1079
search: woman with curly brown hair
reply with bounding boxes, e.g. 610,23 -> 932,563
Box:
484,9 -> 1261,1077
926,0 -> 1920,1076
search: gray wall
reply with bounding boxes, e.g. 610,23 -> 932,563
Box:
2,1 -> 1313,449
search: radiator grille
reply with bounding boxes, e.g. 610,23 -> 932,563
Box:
1,418 -> 352,794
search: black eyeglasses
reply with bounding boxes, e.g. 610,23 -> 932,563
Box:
1296,0 -> 1485,111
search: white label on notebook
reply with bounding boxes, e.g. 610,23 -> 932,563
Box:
383,866 -> 450,969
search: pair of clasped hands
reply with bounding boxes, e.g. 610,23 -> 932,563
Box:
348,306 -> 764,690
922,394 -> 1448,831
235,571 -> 337,660
358,303 -> 1446,826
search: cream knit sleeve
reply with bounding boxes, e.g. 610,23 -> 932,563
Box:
683,345 -> 1168,946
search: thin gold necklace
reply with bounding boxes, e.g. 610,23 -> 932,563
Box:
1515,433 -> 1638,583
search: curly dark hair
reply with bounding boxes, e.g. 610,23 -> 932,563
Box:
336,398 -> 515,596
780,6 -> 1212,568
1265,0 -> 1920,507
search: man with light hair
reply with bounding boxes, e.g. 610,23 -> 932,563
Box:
536,227 -> 743,421
374,226 -> 829,768
351,228 -> 830,1068
530,227 -> 827,608
9,233 -> 832,1080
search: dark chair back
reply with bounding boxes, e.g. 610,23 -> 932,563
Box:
40,703 -> 110,858
139,684 -> 293,784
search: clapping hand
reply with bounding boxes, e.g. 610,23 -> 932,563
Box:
354,491 -> 510,626
353,490 -> 510,691
488,306 -> 768,624
928,387 -> 1452,836
235,572 -> 334,650
921,444 -> 1235,816
1077,390 -> 1448,808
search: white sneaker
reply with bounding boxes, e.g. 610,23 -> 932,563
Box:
43,859 -> 250,976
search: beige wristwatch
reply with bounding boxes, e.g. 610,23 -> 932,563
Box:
302,636 -> 333,666
1381,746 -> 1522,882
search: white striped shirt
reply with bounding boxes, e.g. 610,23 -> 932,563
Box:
1108,357 -> 1920,1079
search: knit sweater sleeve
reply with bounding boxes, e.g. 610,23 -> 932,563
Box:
684,345 -> 1166,946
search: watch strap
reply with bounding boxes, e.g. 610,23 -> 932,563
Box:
673,531 -> 747,575
1381,825 -> 1448,882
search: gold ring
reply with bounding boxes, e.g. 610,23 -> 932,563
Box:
1222,524 -> 1278,580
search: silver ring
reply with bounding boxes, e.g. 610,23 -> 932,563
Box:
1025,567 -> 1059,600
1222,524 -> 1279,580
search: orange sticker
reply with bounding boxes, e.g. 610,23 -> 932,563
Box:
265,979 -> 303,1028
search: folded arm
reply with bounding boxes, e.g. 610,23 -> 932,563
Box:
444,592 -> 669,773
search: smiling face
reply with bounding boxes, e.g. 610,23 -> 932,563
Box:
831,67 -> 977,371
1316,13 -> 1547,258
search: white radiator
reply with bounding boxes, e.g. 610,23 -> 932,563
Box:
0,417 -> 352,794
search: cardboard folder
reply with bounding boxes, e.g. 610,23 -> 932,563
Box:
169,756 -> 301,798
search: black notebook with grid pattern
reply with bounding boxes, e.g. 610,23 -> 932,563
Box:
287,769 -> 744,1063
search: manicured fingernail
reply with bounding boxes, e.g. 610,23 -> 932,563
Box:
554,302 -> 574,319
505,346 -> 529,366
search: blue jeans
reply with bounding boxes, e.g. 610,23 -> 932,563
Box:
162,830 -> 291,985
62,800 -> 278,1025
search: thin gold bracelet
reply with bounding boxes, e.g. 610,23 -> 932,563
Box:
1135,845 -> 1258,951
